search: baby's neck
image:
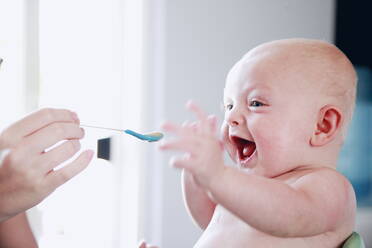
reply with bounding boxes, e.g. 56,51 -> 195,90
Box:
275,149 -> 339,179
302,146 -> 340,170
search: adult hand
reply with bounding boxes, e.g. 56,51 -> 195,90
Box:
0,108 -> 94,221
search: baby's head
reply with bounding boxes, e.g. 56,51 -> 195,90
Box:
221,38 -> 357,177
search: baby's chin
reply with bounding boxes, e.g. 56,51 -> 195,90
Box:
251,167 -> 276,177
235,160 -> 284,178
257,164 -> 301,178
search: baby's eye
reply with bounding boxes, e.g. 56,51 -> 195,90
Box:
224,103 -> 233,111
249,100 -> 264,107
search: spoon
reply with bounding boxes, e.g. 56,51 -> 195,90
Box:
80,124 -> 164,142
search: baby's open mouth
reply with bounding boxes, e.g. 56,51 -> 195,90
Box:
231,136 -> 256,162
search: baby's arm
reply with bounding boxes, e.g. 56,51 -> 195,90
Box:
160,102 -> 355,238
182,170 -> 216,230
206,166 -> 355,237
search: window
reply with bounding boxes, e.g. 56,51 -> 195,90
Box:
0,0 -> 28,128
2,0 -> 147,247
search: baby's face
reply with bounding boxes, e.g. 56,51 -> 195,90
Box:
221,54 -> 320,177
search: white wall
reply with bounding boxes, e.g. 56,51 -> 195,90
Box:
0,0 -> 28,127
143,0 -> 336,247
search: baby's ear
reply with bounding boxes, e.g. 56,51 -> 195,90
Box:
310,105 -> 343,147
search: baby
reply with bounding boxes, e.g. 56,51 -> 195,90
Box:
154,38 -> 357,247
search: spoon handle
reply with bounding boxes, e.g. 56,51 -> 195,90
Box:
80,124 -> 123,132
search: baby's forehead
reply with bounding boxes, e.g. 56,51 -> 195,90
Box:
225,54 -> 299,89
224,66 -> 277,100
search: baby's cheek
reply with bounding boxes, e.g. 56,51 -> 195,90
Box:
220,123 -> 236,161
252,121 -> 289,162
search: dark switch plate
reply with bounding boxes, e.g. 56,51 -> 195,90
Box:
97,137 -> 111,161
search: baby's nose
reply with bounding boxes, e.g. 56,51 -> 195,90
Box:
226,108 -> 245,126
230,120 -> 239,126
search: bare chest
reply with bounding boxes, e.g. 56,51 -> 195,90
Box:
194,206 -> 345,248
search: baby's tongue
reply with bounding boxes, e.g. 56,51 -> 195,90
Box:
243,147 -> 250,157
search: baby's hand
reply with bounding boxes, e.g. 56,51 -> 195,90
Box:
159,101 -> 225,188
138,240 -> 159,248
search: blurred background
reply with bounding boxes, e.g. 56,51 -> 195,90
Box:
0,0 -> 371,247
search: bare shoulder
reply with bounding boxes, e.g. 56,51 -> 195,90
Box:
291,167 -> 356,203
291,167 -> 356,231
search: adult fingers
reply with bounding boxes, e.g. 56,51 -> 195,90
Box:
45,150 -> 94,189
0,108 -> 79,148
20,122 -> 84,155
38,140 -> 81,173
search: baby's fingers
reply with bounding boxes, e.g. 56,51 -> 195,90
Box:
159,138 -> 196,154
186,100 -> 216,134
207,115 -> 218,134
138,241 -> 146,248
138,241 -> 159,248
186,101 -> 209,132
186,100 -> 208,122
161,121 -> 194,137
169,154 -> 192,170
